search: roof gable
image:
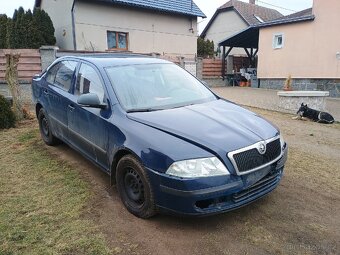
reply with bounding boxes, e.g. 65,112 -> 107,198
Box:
253,8 -> 314,28
273,8 -> 312,21
201,0 -> 283,37
219,0 -> 283,24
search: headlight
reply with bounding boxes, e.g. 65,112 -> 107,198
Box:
280,135 -> 286,150
166,157 -> 230,178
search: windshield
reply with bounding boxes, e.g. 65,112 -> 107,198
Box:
106,63 -> 216,112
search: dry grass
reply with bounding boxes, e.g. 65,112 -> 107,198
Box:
0,121 -> 112,255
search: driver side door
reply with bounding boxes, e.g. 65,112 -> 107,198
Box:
67,62 -> 111,171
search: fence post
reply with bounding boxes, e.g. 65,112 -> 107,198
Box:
40,46 -> 59,71
178,56 -> 185,68
196,57 -> 203,80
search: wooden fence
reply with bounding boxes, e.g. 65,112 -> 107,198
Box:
202,59 -> 224,78
0,49 -> 42,82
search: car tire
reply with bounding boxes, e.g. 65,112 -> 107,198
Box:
38,108 -> 59,146
116,155 -> 157,218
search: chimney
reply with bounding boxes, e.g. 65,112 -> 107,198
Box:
249,0 -> 256,4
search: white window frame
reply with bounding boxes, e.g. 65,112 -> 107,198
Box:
273,33 -> 284,49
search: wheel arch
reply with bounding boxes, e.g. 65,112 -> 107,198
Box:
110,148 -> 142,185
36,103 -> 43,118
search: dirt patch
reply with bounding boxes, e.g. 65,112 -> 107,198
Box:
38,108 -> 340,255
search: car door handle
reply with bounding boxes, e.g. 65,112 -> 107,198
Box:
68,104 -> 75,111
43,89 -> 49,96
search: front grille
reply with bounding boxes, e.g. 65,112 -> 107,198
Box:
232,170 -> 281,203
232,138 -> 281,173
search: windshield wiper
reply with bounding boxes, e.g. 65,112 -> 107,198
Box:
126,108 -> 164,113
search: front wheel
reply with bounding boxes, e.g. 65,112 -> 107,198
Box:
38,108 -> 59,146
116,155 -> 157,218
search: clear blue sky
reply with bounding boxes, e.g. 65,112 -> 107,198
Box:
1,0 -> 313,32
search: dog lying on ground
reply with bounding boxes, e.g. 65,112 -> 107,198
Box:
293,103 -> 334,124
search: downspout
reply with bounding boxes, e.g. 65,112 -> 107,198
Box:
71,0 -> 77,50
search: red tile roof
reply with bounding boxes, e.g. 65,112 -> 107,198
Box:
218,0 -> 283,25
201,0 -> 283,37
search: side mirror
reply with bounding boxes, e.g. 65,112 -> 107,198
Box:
77,93 -> 107,109
33,73 -> 41,79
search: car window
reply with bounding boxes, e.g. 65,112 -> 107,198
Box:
46,63 -> 60,84
54,61 -> 78,91
106,64 -> 216,111
75,63 -> 105,103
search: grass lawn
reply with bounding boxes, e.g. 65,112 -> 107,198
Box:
0,120 -> 112,255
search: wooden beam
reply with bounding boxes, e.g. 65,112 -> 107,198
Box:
224,47 -> 233,59
222,46 -> 226,80
244,48 -> 251,59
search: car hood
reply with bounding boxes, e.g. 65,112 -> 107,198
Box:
127,99 -> 279,154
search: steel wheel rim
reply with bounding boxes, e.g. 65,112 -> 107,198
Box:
123,168 -> 145,207
41,116 -> 49,137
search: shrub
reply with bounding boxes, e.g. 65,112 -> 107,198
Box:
0,95 -> 16,129
197,37 -> 215,58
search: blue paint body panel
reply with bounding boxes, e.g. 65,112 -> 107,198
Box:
31,55 -> 287,216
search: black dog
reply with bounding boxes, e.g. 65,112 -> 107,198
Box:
296,103 -> 334,124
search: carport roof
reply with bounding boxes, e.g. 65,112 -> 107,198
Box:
218,26 -> 259,48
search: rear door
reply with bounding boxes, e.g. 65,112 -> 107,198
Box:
45,60 -> 78,140
67,62 -> 111,170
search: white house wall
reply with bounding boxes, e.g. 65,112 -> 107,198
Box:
74,1 -> 198,58
204,10 -> 248,56
40,0 -> 74,50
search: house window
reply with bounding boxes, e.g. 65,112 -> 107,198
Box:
107,31 -> 128,50
273,33 -> 284,49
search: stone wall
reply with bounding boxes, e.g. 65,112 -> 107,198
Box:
0,83 -> 32,105
203,78 -> 226,87
260,78 -> 340,98
40,46 -> 59,71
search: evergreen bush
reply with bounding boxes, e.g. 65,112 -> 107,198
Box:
1,7 -> 56,49
0,95 -> 16,129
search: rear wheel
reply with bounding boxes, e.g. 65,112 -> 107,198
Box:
38,108 -> 59,146
116,155 -> 157,218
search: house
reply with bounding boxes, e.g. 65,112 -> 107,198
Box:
257,0 -> 340,97
34,0 -> 205,58
218,0 -> 340,97
201,0 -> 282,56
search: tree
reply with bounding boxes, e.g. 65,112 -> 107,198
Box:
15,7 -> 27,48
33,8 -> 56,46
0,15 -> 8,48
5,53 -> 24,121
2,7 -> 56,49
26,9 -> 43,49
197,37 -> 214,58
6,11 -> 16,49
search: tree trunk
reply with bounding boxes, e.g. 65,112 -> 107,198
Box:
5,53 -> 23,121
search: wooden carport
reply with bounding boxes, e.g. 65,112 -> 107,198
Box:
218,26 -> 260,79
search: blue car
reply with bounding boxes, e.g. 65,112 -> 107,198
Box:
32,55 -> 288,218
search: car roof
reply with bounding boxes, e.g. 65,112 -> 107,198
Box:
57,54 -> 172,68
